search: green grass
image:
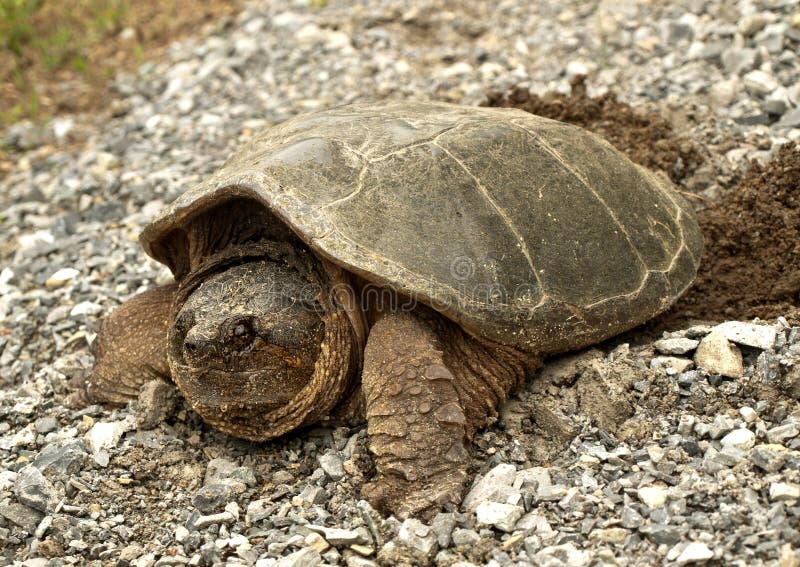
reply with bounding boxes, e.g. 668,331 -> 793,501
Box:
0,0 -> 132,125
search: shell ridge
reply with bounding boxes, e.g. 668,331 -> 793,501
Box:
508,119 -> 650,281
431,140 -> 544,302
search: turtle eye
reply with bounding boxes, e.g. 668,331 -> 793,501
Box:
175,311 -> 196,334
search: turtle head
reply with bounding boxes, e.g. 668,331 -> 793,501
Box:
168,258 -> 354,440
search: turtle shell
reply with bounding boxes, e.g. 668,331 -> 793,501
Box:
141,101 -> 703,355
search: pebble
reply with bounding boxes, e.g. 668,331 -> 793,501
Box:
475,501 -> 524,533
638,485 -> 668,508
13,465 -> 56,513
397,519 -> 438,556
192,511 -> 235,529
192,483 -> 232,514
462,463 -> 517,511
694,332 -> 744,378
713,321 -> 778,351
769,482 -> 800,502
135,380 -> 177,429
318,452 -> 345,481
720,428 -> 756,451
44,267 -> 80,288
750,444 -> 788,472
654,337 -> 699,355
676,541 -> 715,564
306,525 -> 367,546
274,548 -> 322,567
767,423 -> 800,444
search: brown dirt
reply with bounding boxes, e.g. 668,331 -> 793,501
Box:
671,143 -> 800,324
487,79 -> 800,325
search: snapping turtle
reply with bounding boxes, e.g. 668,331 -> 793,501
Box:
88,101 -> 702,518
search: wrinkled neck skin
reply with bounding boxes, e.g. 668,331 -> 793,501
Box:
168,237 -> 364,442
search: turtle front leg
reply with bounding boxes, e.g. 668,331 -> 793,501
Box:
361,310 -> 469,519
361,310 -> 536,519
85,283 -> 177,404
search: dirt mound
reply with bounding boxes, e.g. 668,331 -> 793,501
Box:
671,143 -> 800,323
484,76 -> 704,187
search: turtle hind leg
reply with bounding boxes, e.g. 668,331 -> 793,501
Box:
361,309 -> 534,519
85,283 -> 177,405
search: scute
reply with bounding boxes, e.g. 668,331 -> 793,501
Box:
141,101 -> 703,354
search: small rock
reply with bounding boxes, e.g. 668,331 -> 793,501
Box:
14,465 -> 56,513
767,423 -> 800,444
475,501 -> 524,533
516,512 -> 555,537
533,543 -> 590,567
318,453 -> 345,481
0,502 -> 44,529
192,483 -> 232,514
720,47 -> 758,74
34,416 -> 58,434
621,506 -> 644,529
677,541 -> 714,564
397,519 -> 437,556
654,337 -> 699,355
650,356 -> 694,374
638,485 -> 668,508
45,268 -> 80,288
739,407 -> 758,423
694,332 -> 743,378
304,532 -> 330,553
205,458 -> 256,490
750,445 -> 788,473
431,513 -> 456,547
769,482 -> 800,502
714,321 -> 777,350
589,527 -> 628,543
275,548 -> 322,567
720,428 -> 756,451
306,525 -> 366,546
85,417 -> 136,453
708,414 -> 736,439
451,528 -> 480,547
462,463 -> 516,511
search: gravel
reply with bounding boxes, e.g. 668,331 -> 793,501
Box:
2,0 -> 800,565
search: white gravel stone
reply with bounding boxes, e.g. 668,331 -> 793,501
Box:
85,417 -> 136,453
654,337 -> 699,355
739,406 -> 758,423
274,548 -> 321,567
766,423 -> 800,444
720,428 -> 756,451
475,501 -> 524,533
769,482 -> 800,502
397,518 -> 437,556
694,332 -> 744,378
45,268 -> 80,288
713,321 -> 778,351
677,541 -> 714,564
638,485 -> 668,508
462,463 -> 517,511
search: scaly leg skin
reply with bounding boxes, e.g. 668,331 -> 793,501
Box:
86,283 -> 177,404
361,310 -> 532,519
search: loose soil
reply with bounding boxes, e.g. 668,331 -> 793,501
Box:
487,79 -> 800,326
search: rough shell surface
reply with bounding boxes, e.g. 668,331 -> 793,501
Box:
141,101 -> 703,354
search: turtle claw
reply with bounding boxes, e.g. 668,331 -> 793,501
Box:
362,468 -> 467,520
